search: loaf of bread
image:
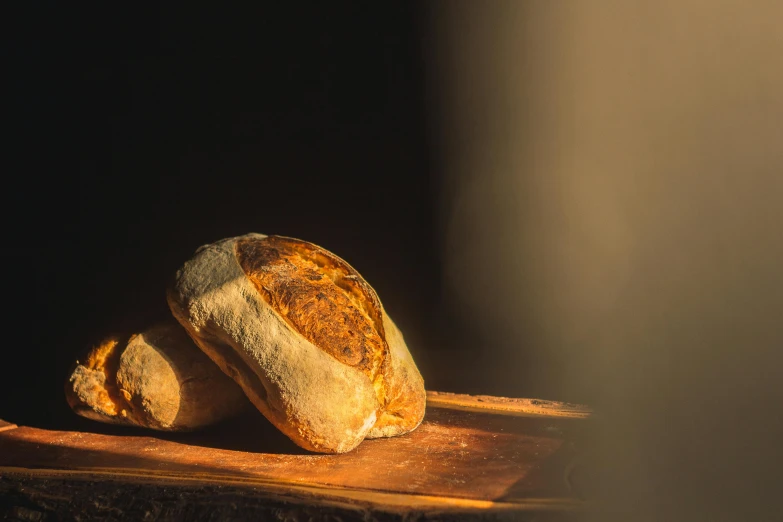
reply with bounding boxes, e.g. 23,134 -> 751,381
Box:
66,322 -> 249,431
167,233 -> 426,453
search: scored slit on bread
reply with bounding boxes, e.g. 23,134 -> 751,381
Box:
236,236 -> 390,409
66,337 -> 139,424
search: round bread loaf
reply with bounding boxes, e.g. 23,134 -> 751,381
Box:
166,233 -> 426,453
65,322 -> 249,431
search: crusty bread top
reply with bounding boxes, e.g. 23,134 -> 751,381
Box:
235,235 -> 390,406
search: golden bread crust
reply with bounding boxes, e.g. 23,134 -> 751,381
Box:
65,323 -> 248,431
236,236 -> 389,406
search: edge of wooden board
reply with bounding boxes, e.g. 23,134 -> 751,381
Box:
0,420 -> 18,433
426,391 -> 591,419
0,466 -> 585,515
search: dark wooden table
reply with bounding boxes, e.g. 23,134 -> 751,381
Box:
0,392 -> 590,521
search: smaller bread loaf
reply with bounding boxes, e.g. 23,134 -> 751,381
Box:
167,233 -> 426,453
65,322 -> 249,431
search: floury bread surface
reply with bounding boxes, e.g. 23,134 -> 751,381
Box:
167,233 -> 426,453
66,322 -> 249,431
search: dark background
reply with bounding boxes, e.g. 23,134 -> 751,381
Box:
8,3 -> 474,429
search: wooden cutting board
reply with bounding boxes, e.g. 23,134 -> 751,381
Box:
0,392 -> 590,521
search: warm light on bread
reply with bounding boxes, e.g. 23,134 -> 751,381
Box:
66,322 -> 249,431
167,233 -> 426,453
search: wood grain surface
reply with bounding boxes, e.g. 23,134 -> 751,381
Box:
0,392 -> 590,521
